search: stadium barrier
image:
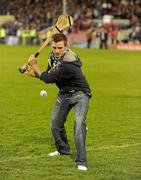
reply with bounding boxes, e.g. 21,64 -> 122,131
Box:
0,15 -> 15,25
116,44 -> 141,51
6,36 -> 19,45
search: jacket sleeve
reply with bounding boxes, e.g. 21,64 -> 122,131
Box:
40,63 -> 73,84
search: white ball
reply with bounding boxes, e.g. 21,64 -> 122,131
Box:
40,90 -> 47,96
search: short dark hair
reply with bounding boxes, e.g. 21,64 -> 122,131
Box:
51,33 -> 68,46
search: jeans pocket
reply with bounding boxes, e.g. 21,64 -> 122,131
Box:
71,91 -> 82,104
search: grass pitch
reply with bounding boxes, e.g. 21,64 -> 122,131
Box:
0,45 -> 141,180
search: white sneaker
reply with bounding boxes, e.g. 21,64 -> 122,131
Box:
48,151 -> 60,156
77,165 -> 87,171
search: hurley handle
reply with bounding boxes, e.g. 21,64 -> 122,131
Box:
34,52 -> 40,58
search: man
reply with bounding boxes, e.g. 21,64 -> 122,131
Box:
27,33 -> 91,171
99,27 -> 108,49
86,27 -> 94,48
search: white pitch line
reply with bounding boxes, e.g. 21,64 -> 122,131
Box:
0,153 -> 49,163
87,142 -> 141,151
0,143 -> 141,163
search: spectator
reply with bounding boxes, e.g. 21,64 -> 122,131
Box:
86,27 -> 94,48
97,27 -> 108,49
0,26 -> 6,43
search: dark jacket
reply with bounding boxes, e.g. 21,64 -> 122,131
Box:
40,49 -> 91,97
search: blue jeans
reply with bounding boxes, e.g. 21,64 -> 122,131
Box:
50,91 -> 90,167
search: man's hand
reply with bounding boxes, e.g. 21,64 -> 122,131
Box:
20,64 -> 29,72
28,55 -> 37,66
19,55 -> 43,78
19,63 -> 38,78
27,54 -> 43,77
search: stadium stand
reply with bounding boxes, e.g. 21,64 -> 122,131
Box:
0,0 -> 141,49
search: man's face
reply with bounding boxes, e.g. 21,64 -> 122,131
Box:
51,40 -> 66,58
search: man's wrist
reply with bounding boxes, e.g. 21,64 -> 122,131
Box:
31,64 -> 38,68
31,64 -> 43,77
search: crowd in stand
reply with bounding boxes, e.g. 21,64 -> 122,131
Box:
0,0 -> 141,47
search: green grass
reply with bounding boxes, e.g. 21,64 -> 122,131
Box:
0,45 -> 141,180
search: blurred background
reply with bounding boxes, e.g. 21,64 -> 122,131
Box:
0,0 -> 141,50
